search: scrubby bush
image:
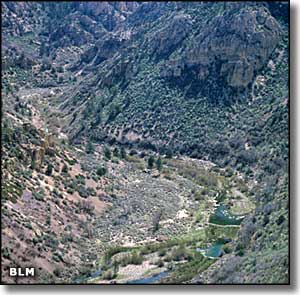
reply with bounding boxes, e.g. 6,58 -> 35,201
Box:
156,157 -> 162,171
113,147 -> 119,158
120,147 -> 127,159
155,259 -> 164,267
61,164 -> 68,174
148,155 -> 155,169
96,167 -> 107,176
77,185 -> 89,198
104,146 -> 111,160
45,163 -> 53,176
119,252 -> 144,266
86,141 -> 95,154
171,245 -> 189,261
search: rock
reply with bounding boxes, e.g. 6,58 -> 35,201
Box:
34,228 -> 42,237
156,235 -> 168,242
151,171 -> 160,178
148,14 -> 192,57
31,147 -> 45,168
43,134 -> 55,150
78,2 -> 139,30
161,6 -> 282,99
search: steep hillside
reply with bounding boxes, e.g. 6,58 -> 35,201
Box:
1,1 -> 289,284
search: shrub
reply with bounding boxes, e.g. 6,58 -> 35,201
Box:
45,163 -> 53,176
152,209 -> 162,233
102,270 -> 116,280
193,190 -> 204,201
87,187 -> 96,196
235,243 -> 245,256
77,185 -> 89,198
33,189 -> 45,201
171,245 -> 189,261
2,247 -> 10,259
156,157 -> 162,171
158,248 -> 167,257
155,259 -> 164,267
120,147 -> 127,159
237,149 -> 257,165
104,146 -> 111,160
129,149 -> 137,156
67,188 -> 74,194
148,155 -> 155,169
86,141 -> 95,154
165,148 -> 173,159
120,252 -> 144,266
53,268 -> 61,277
96,167 -> 107,177
222,244 -> 232,254
128,252 -> 143,265
113,147 -> 119,158
61,164 -> 68,174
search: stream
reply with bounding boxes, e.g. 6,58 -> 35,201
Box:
196,242 -> 223,258
74,204 -> 246,283
209,204 -> 244,226
74,268 -> 102,284
126,271 -> 169,284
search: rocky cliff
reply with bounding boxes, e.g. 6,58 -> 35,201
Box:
161,4 -> 282,102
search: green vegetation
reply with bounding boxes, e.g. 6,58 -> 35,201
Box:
156,157 -> 162,171
1,1 -> 288,285
120,147 -> 127,159
163,254 -> 215,283
147,155 -> 155,169
86,141 -> 95,154
104,146 -> 111,160
96,166 -> 107,177
45,163 -> 53,176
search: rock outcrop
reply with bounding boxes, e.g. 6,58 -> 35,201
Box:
31,147 -> 45,168
31,133 -> 55,168
147,14 -> 193,57
161,6 -> 282,98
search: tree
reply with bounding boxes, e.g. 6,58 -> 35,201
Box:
86,141 -> 95,154
45,164 -> 53,176
156,157 -> 162,171
57,66 -> 64,73
96,167 -> 107,177
148,155 -> 155,169
39,41 -> 46,57
152,209 -> 163,233
113,147 -> 119,158
129,149 -> 137,156
30,160 -> 36,170
61,163 -> 68,173
104,146 -> 111,160
120,146 -> 127,159
107,104 -> 121,122
165,148 -> 173,159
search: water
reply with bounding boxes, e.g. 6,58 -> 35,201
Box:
209,205 -> 244,226
126,271 -> 169,284
196,243 -> 223,258
74,267 -> 102,284
75,268 -> 168,284
74,205 -> 242,283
